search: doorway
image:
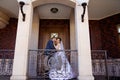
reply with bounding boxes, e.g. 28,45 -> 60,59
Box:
39,19 -> 70,49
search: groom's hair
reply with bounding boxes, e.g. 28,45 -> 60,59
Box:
56,37 -> 62,41
51,36 -> 56,39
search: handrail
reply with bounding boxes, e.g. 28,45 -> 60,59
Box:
0,49 -> 119,80
92,50 -> 107,52
29,49 -> 77,52
0,49 -> 14,51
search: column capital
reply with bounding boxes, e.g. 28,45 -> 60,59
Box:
18,0 -> 33,22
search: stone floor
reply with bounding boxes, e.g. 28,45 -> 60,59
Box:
94,75 -> 120,80
1,76 -> 120,80
0,76 -> 78,80
0,76 -> 10,80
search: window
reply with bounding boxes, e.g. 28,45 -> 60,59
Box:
117,24 -> 120,33
117,24 -> 120,46
51,33 -> 58,38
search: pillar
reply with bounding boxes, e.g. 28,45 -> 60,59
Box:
28,8 -> 39,77
75,2 -> 94,80
10,1 -> 33,80
70,9 -> 78,75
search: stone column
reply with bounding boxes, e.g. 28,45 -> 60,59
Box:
70,9 -> 78,75
28,8 -> 39,77
75,2 -> 94,80
70,9 -> 76,50
10,1 -> 33,80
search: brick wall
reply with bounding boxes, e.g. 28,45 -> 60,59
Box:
100,14 -> 120,58
89,20 -> 102,50
0,14 -> 120,58
89,14 -> 120,58
0,18 -> 18,49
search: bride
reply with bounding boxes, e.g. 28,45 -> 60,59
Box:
49,37 -> 75,80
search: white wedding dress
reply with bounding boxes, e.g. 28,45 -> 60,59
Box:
49,42 -> 75,80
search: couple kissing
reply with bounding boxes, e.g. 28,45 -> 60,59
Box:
45,36 -> 62,54
45,36 -> 75,80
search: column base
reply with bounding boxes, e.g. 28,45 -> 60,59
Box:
78,75 -> 94,80
10,75 -> 27,80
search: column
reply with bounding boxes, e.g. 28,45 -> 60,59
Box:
70,9 -> 76,50
70,9 -> 78,75
10,1 -> 33,80
75,2 -> 94,80
28,8 -> 39,77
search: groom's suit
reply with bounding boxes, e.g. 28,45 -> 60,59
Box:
46,40 -> 55,49
44,39 -> 56,55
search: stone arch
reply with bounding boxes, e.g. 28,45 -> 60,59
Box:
32,0 -> 76,8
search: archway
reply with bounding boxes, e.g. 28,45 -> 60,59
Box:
30,1 -> 76,50
32,0 -> 76,8
28,0 -> 78,79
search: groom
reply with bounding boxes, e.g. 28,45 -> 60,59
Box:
44,36 -> 56,55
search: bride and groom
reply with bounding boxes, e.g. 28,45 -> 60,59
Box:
45,37 -> 75,80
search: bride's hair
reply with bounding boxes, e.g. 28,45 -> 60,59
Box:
57,37 -> 64,50
56,37 -> 62,42
51,36 -> 56,39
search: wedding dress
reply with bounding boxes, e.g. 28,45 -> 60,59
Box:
49,42 -> 75,80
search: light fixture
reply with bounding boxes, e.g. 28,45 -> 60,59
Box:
117,24 -> 120,33
77,0 -> 89,22
81,2 -> 87,22
50,8 -> 58,13
19,1 -> 26,21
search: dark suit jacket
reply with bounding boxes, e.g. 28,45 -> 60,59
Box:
44,40 -> 56,55
45,40 -> 55,49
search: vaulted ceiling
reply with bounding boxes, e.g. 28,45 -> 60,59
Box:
0,0 -> 120,20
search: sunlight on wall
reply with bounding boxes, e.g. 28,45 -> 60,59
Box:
117,24 -> 120,33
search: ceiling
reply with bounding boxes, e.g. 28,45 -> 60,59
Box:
88,0 -> 120,20
0,0 -> 19,18
0,0 -> 120,20
38,3 -> 72,19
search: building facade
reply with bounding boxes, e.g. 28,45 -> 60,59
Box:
0,0 -> 120,80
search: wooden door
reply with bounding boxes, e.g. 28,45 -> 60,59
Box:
39,19 -> 70,49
